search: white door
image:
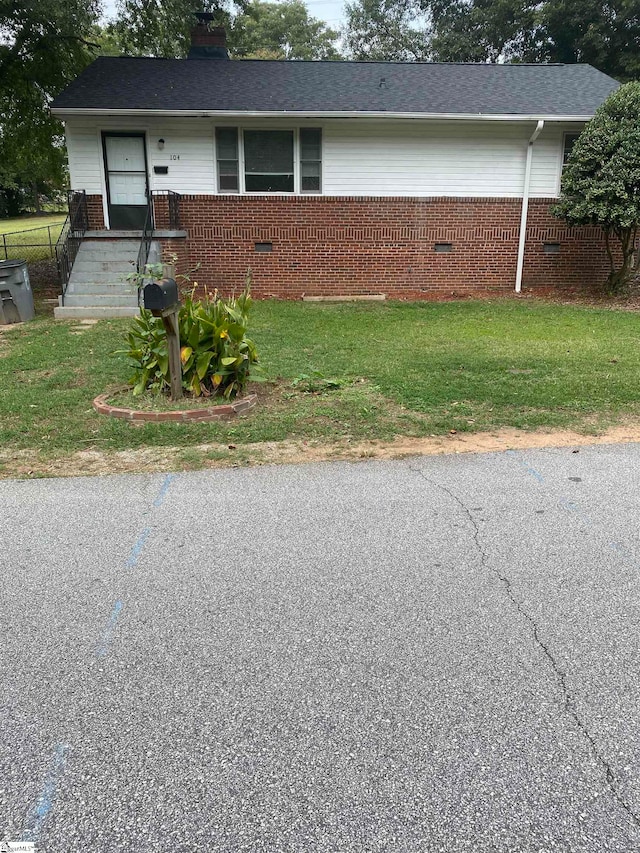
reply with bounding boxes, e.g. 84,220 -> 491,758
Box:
104,135 -> 148,228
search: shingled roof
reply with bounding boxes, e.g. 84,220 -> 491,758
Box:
51,57 -> 619,118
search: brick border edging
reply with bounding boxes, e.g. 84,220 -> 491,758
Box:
93,392 -> 257,422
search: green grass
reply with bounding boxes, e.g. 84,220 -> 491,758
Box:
0,214 -> 66,261
1,299 -> 640,469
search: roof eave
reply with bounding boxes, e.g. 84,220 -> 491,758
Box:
51,107 -> 595,121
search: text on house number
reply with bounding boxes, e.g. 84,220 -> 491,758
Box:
170,154 -> 180,160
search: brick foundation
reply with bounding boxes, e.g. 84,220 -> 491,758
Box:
86,194 -> 612,298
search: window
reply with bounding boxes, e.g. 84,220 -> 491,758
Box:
215,127 -> 323,194
216,127 -> 239,192
563,133 -> 580,167
244,130 -> 294,192
300,128 -> 322,193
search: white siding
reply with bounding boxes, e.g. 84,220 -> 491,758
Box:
63,115 -> 585,201
529,123 -> 581,197
321,119 -> 585,198
65,116 -> 217,196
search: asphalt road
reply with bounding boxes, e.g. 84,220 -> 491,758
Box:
2,444 -> 640,852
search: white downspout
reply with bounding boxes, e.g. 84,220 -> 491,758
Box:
515,120 -> 544,293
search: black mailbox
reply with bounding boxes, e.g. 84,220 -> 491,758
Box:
143,277 -> 179,312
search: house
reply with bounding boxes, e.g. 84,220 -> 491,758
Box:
50,16 -> 619,316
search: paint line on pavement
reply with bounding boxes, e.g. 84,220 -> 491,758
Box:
154,473 -> 176,507
96,599 -> 124,658
126,527 -> 150,569
27,474 -> 179,844
506,450 -> 545,483
95,474 -> 177,658
509,450 -> 640,571
21,743 -> 69,842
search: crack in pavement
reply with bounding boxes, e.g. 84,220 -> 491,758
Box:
407,462 -> 640,832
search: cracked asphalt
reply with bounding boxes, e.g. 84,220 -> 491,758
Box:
2,443 -> 640,851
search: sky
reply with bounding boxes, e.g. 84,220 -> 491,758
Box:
101,0 -> 346,32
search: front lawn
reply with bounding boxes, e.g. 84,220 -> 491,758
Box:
1,299 -> 640,474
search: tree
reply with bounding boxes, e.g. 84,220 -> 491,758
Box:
536,0 -> 640,81
92,21 -> 125,56
0,0 -> 101,214
112,0 -> 232,59
343,0 -> 640,78
112,0 -> 340,60
232,1 -> 340,60
429,0 -> 537,63
343,0 -> 431,61
343,0 -> 539,62
554,83 -> 640,292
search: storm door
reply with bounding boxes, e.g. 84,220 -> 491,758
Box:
102,133 -> 149,229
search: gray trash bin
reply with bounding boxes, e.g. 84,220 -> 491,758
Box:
0,259 -> 34,324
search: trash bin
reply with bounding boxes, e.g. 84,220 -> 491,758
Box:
0,259 -> 34,324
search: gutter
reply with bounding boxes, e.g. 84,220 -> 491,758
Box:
50,107 -> 592,122
515,119 -> 544,293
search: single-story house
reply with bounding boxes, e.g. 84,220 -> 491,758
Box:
50,17 -> 619,315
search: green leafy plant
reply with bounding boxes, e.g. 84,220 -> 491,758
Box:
291,370 -> 347,393
123,277 -> 263,398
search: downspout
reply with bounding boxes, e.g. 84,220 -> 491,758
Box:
515,120 -> 544,293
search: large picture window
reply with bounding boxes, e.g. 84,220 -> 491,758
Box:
215,127 -> 322,194
244,130 -> 294,192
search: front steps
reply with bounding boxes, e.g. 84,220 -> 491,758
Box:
54,238 -> 161,319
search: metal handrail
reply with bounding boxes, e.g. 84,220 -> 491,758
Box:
55,190 -> 88,302
135,190 -> 182,275
165,190 -> 181,230
136,194 -> 154,275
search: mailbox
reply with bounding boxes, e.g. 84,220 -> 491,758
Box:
143,278 -> 179,312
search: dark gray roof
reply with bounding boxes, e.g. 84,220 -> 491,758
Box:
51,57 -> 619,116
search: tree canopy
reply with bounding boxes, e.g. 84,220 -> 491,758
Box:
0,0 -> 101,214
344,0 -> 640,79
554,82 -> 640,291
232,1 -> 340,60
111,0 -> 340,60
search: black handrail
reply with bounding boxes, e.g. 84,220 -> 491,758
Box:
136,193 -> 154,275
135,190 -> 182,276
55,190 -> 88,302
165,190 -> 181,230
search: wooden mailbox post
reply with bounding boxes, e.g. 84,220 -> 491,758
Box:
142,275 -> 183,400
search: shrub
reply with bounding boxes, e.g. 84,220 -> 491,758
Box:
124,281 -> 262,398
554,82 -> 640,293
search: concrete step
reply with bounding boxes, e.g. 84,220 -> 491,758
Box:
72,259 -> 137,274
69,270 -> 137,284
76,249 -> 140,262
66,282 -> 138,296
63,293 -> 139,308
85,230 -> 143,239
79,239 -> 141,251
53,239 -> 162,320
54,305 -> 140,319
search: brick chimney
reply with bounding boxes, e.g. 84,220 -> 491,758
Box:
187,12 -> 229,60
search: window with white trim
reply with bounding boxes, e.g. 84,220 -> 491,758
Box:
215,127 -> 322,194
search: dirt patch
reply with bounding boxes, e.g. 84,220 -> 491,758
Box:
4,423 -> 640,479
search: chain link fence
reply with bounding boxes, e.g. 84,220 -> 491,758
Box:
0,222 -> 67,299
0,223 -> 65,264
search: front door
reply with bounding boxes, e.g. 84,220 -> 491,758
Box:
103,133 -> 149,229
